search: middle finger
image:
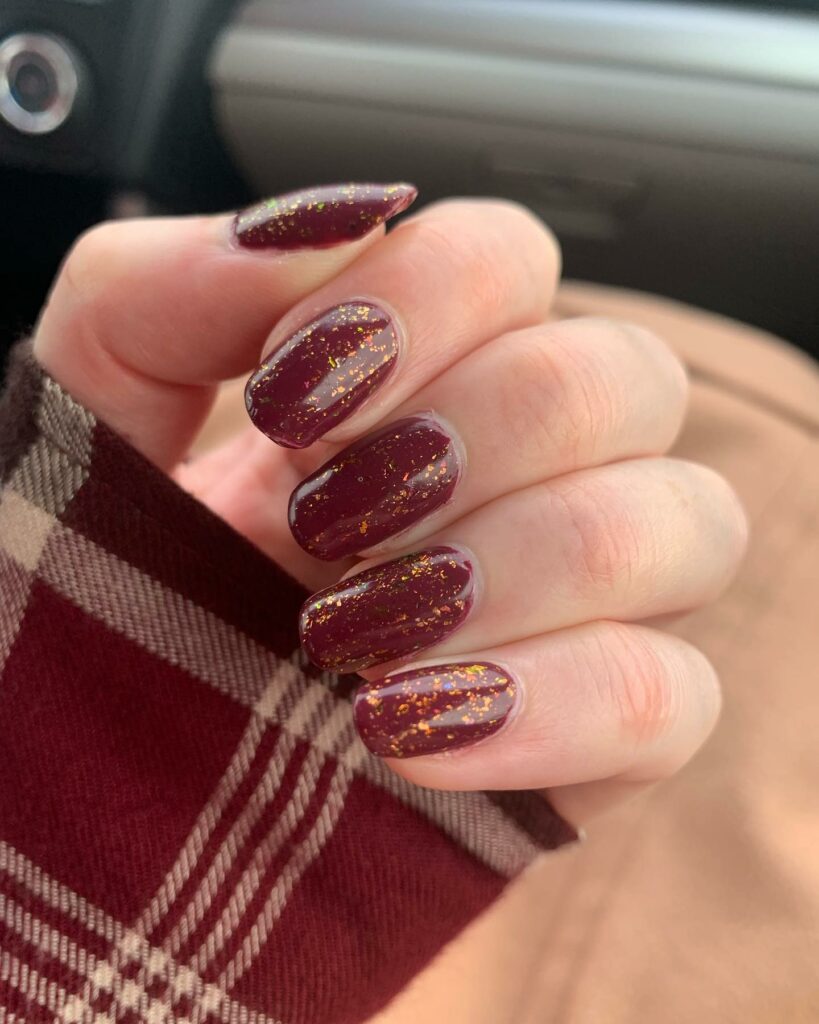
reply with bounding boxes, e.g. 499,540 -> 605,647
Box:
288,317 -> 687,560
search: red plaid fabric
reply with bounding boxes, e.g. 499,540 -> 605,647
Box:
0,344 -> 576,1024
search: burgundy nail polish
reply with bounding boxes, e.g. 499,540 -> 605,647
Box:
354,662 -> 517,758
245,302 -> 399,448
234,182 -> 417,250
299,546 -> 475,673
289,415 -> 462,561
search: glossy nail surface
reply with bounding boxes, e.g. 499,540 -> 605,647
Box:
289,415 -> 462,560
245,302 -> 399,448
234,182 -> 417,250
354,662 -> 517,758
300,547 -> 475,673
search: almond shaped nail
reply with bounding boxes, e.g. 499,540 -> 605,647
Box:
245,301 -> 399,448
299,546 -> 475,673
354,662 -> 517,758
234,182 -> 417,250
289,415 -> 462,560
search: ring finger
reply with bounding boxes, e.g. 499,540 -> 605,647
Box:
299,457 -> 748,673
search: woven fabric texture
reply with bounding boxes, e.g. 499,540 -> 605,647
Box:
0,344 -> 575,1024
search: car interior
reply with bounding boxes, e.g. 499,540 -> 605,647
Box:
1,0 -> 817,382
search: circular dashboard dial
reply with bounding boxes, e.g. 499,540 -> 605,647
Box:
0,33 -> 80,135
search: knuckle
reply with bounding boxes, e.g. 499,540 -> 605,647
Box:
491,332 -> 562,462
572,316 -> 688,430
489,198 -> 562,262
498,327 -> 616,468
500,317 -> 687,474
60,220 -> 126,299
394,211 -> 460,267
594,315 -> 687,392
555,475 -> 644,594
696,462 -> 748,539
677,460 -> 750,586
576,315 -> 676,365
594,623 -> 684,747
492,200 -> 562,313
398,214 -> 513,324
41,219 -> 155,381
548,328 -> 622,460
615,319 -> 690,410
401,198 -> 560,324
679,639 -> 722,738
727,486 -> 750,561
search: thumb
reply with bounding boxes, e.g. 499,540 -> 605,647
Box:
33,183 -> 416,468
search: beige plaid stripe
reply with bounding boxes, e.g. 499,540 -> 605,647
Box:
35,376 -> 96,470
171,680 -> 361,983
0,373 -> 92,681
6,371 -> 93,517
139,662 -> 307,947
61,931 -> 278,1024
0,490 -> 53,573
7,436 -> 90,519
218,759 -> 355,991
41,517 -> 277,708
197,744 -> 359,980
2,1008 -> 33,1024
0,550 -> 35,679
0,890 -> 95,978
129,661 -> 358,991
136,715 -> 269,939
0,486 -> 55,684
0,842 -> 120,946
191,742 -> 327,973
161,673 -> 328,954
364,757 -> 540,874
1,951 -> 66,1017
166,729 -> 300,958
0,842 -> 279,1024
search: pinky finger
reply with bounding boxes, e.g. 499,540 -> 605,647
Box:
352,621 -> 721,825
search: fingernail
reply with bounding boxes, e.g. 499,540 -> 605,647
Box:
354,662 -> 517,758
289,415 -> 462,560
233,182 -> 417,250
299,546 -> 475,673
245,301 -> 399,448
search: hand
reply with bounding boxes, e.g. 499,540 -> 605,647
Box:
33,183 -> 747,827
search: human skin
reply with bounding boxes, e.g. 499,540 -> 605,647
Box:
33,183 -> 748,827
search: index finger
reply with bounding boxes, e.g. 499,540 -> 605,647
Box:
33,182 -> 416,468
244,198 -> 562,450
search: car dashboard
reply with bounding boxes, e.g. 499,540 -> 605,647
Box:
1,0 -> 817,360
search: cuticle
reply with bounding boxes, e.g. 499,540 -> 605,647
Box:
415,408 -> 467,485
487,658 -> 526,734
447,541 -> 484,621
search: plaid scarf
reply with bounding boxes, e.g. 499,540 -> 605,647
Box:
0,343 -> 575,1024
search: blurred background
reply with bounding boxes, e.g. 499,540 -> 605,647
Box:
1,0 -> 817,379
